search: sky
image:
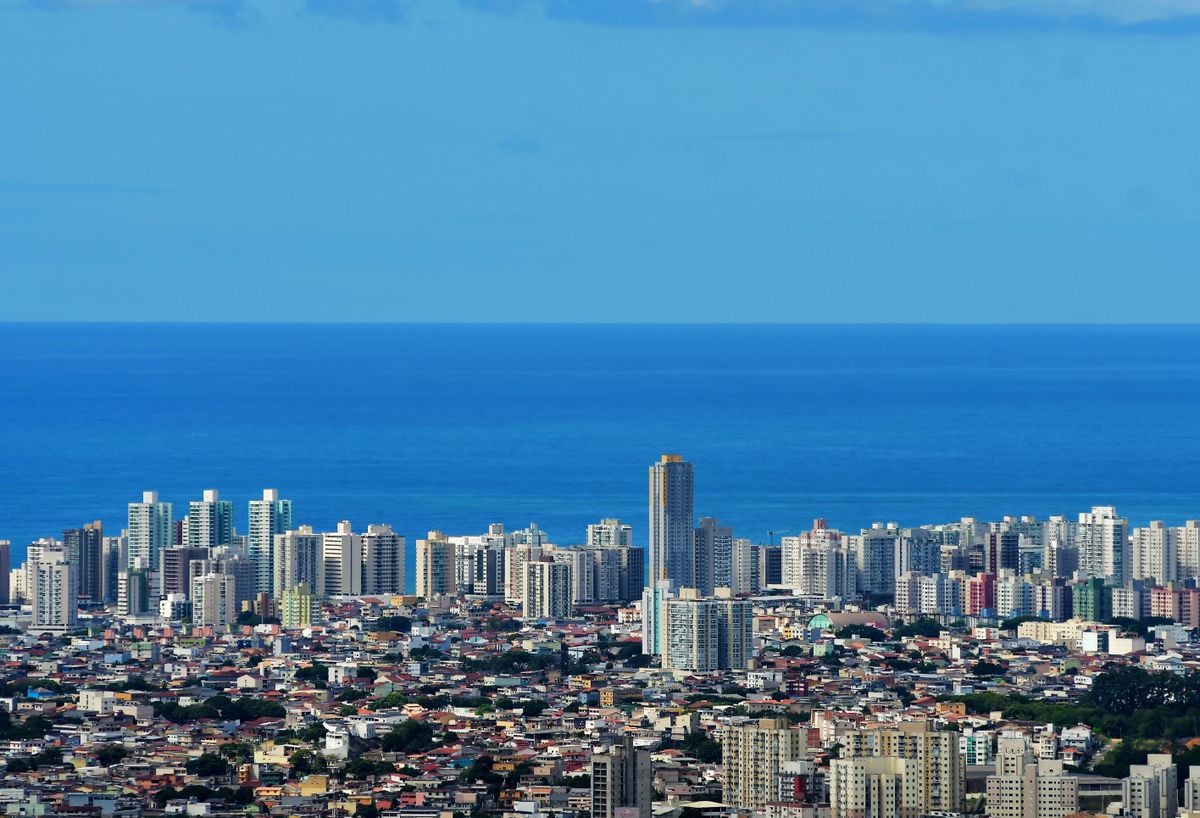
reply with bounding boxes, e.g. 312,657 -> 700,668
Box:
1,0 -> 1199,322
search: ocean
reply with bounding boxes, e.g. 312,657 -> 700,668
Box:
2,323 -> 1199,588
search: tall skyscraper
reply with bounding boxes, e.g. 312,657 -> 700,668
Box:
362,524 -> 405,596
185,489 -> 234,549
128,491 -> 173,571
0,540 -> 9,604
649,454 -> 695,590
591,734 -> 652,818
1078,505 -> 1129,583
249,488 -> 293,596
694,516 -> 732,596
273,526 -> 324,598
62,521 -> 103,605
102,535 -> 126,604
32,550 -> 77,634
415,532 -> 457,599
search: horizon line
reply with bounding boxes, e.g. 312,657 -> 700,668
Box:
3,320 -> 1200,328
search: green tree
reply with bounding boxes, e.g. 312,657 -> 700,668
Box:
94,744 -> 127,766
186,753 -> 230,778
380,719 -> 437,755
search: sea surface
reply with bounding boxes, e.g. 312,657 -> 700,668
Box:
2,323 -> 1199,590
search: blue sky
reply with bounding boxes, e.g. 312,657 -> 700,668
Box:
2,0 -> 1198,322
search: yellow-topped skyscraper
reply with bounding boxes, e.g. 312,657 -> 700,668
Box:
648,454 -> 695,591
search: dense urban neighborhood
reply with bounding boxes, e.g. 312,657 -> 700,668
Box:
4,457 -> 1200,818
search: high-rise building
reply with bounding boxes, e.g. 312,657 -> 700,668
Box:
62,521 -> 103,605
987,530 -> 1021,574
273,526 -> 324,598
0,540 -> 9,604
649,454 -> 695,590
322,521 -> 362,597
996,571 -> 1034,620
362,524 -> 405,596
1078,505 -> 1129,583
31,550 -> 76,634
554,548 -> 596,607
840,722 -> 963,816
1183,765 -> 1200,812
191,571 -> 237,630
185,489 -> 234,549
730,539 -> 760,594
506,542 -> 545,605
641,578 -> 675,657
162,546 -> 211,598
449,526 -> 507,598
829,757 -> 920,818
1072,576 -> 1112,622
117,563 -> 151,617
758,543 -> 783,588
416,532 -> 457,599
895,527 -> 941,578
591,734 -> 651,818
102,535 -> 126,604
280,582 -> 321,628
856,526 -> 898,597
248,488 -> 293,596
1043,538 -> 1080,579
1178,521 -> 1200,580
128,491 -> 173,571
663,587 -> 752,671
723,718 -> 806,810
784,523 -> 854,601
574,544 -> 645,604
8,567 -> 26,605
694,517 -> 732,596
522,556 -> 571,619
986,736 -> 1079,818
1123,755 -> 1177,818
587,518 -> 633,548
188,552 -> 256,611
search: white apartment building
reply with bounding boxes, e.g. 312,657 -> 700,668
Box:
127,491 -> 172,571
191,572 -> 236,630
248,488 -> 292,595
1078,506 -> 1129,584
362,523 -> 405,596
322,520 -> 362,596
522,557 -> 571,619
32,550 -> 76,634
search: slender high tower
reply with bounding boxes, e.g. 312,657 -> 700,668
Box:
249,488 -> 293,595
185,489 -> 234,549
128,491 -> 173,572
648,454 -> 695,591
62,521 -> 103,604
